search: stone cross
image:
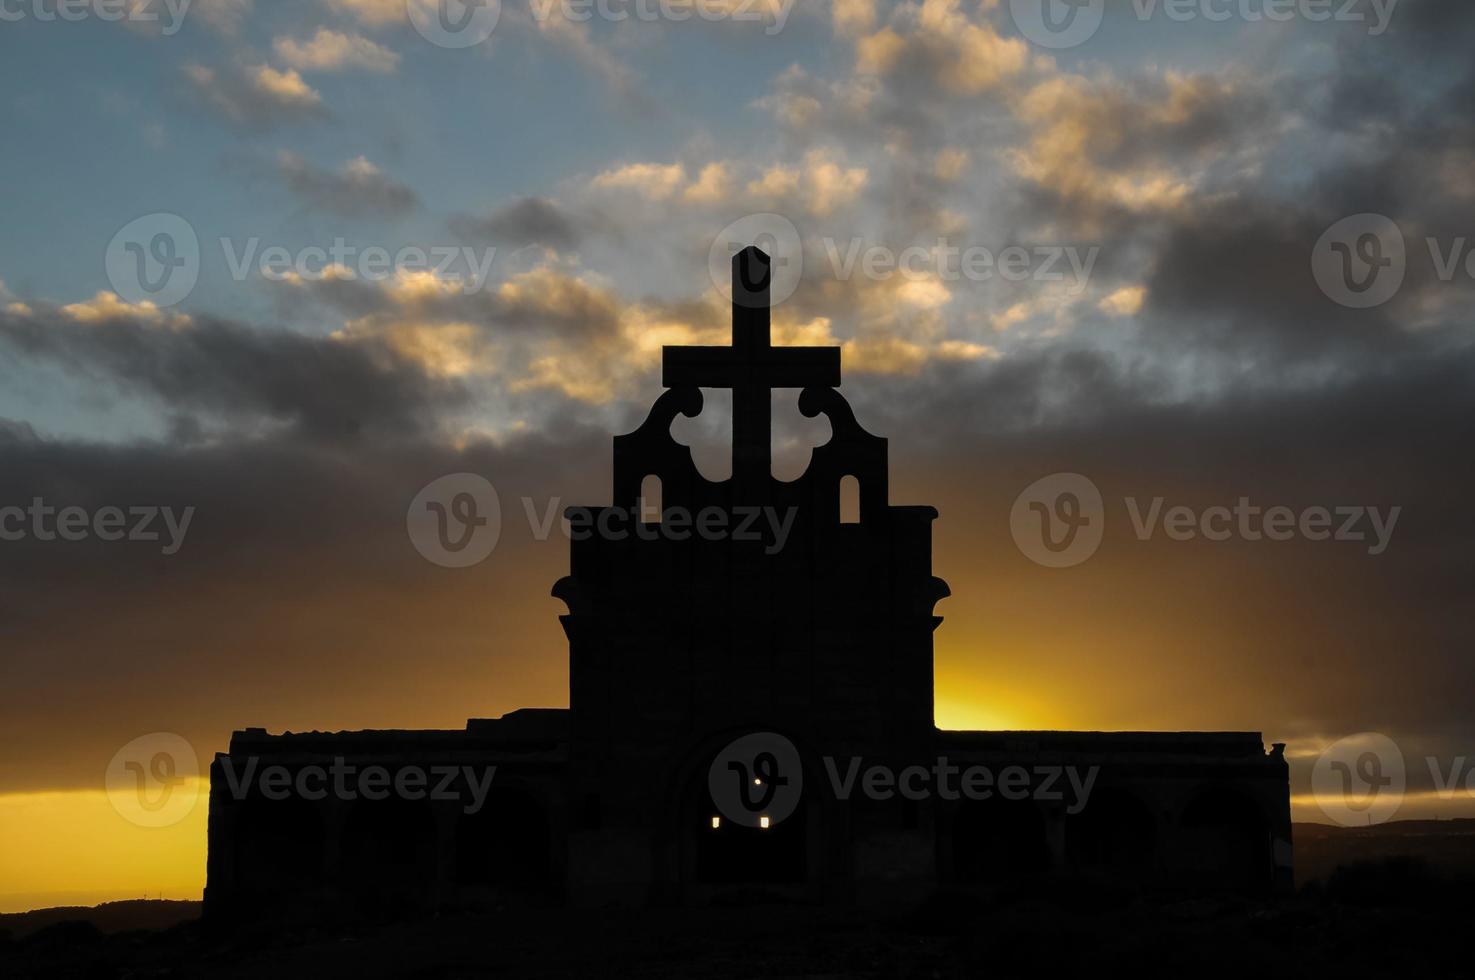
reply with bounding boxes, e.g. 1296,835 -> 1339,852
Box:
663,246 -> 840,497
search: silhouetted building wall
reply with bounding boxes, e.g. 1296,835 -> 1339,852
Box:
205,248 -> 1291,918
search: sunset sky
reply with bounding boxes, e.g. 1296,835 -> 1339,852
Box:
2,0 -> 1473,913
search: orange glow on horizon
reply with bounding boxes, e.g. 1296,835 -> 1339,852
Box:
0,784 -> 207,914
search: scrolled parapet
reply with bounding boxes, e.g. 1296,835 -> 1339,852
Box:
611,386 -> 705,508
797,385 -> 888,520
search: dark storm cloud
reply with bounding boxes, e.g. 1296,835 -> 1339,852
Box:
848,340 -> 1475,757
2,334 -> 1469,796
5,0 -> 1475,808
276,152 -> 418,219
0,306 -> 466,442
450,197 -> 586,250
0,426 -> 610,794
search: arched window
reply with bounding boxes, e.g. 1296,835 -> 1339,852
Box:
640,474 -> 663,524
839,475 -> 860,524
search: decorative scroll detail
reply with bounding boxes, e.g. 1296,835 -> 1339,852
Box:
611,386 -> 704,511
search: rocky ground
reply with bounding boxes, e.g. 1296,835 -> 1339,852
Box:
7,820 -> 1475,978
3,867 -> 1471,980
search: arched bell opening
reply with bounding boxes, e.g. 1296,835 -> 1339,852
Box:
949,796 -> 1051,883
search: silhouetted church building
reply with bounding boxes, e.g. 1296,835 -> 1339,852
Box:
206,248 -> 1291,917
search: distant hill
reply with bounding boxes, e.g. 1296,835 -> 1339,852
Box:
0,899 -> 200,939
1294,818 -> 1475,885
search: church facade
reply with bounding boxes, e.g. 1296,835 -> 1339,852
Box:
205,248 -> 1292,918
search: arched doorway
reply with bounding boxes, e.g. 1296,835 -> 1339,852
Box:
340,796 -> 438,915
1065,787 -> 1157,875
672,734 -> 815,898
950,796 -> 1051,882
692,790 -> 807,885
234,793 -> 326,903
455,786 -> 553,892
1177,789 -> 1272,891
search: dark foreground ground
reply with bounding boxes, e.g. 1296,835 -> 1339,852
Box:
6,820 -> 1475,979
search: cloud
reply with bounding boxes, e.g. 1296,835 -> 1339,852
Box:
0,303 -> 465,442
740,150 -> 867,216
277,153 -> 418,218
11,0 -> 1475,811
183,63 -> 328,130
1099,286 -> 1146,318
451,197 -> 586,250
273,28 -> 400,73
853,0 -> 1029,96
323,0 -> 403,27
119,0 -> 251,36
191,0 -> 254,34
526,3 -> 640,100
682,163 -> 733,204
590,162 -> 687,200
803,150 -> 868,216
1007,71 -> 1270,224
0,427 -> 606,793
4,336 -> 1472,798
831,0 -> 875,36
271,256 -> 716,404
60,292 -> 191,327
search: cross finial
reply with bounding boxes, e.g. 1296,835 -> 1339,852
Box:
731,245 -> 771,331
663,244 -> 840,499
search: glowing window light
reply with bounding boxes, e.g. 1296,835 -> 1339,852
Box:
759,815 -> 771,829
710,816 -> 721,829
